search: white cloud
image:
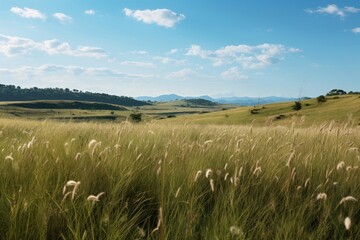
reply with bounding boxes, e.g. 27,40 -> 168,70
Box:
10,7 -> 46,20
0,64 -> 153,79
167,48 -> 179,54
186,44 -> 300,69
352,28 -> 360,33
306,4 -> 360,17
166,68 -> 194,79
85,10 -> 96,15
129,50 -> 148,55
53,13 -> 72,24
221,67 -> 248,80
120,61 -> 156,68
123,8 -> 185,28
0,34 -> 107,58
154,56 -> 186,65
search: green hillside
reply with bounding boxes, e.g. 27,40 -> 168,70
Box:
163,95 -> 360,126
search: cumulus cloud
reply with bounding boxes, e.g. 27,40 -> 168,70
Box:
186,43 -> 300,69
120,61 -> 156,68
84,10 -> 96,15
0,34 -> 107,58
167,48 -> 179,54
53,13 -> 72,24
306,4 -> 360,17
154,56 -> 186,65
10,7 -> 46,20
221,67 -> 248,80
166,68 -> 194,79
0,64 -> 153,79
123,8 -> 185,28
352,28 -> 360,33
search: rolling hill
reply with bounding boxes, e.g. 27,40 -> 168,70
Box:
136,94 -> 297,106
163,94 -> 360,127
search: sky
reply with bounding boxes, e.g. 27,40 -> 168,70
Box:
0,0 -> 359,98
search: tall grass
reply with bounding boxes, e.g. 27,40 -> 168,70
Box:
1,119 -> 360,239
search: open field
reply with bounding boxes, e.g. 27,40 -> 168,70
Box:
164,95 -> 360,127
0,99 -> 236,122
1,118 -> 360,239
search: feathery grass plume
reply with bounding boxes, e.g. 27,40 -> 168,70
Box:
152,207 -> 163,234
88,139 -> 97,149
253,167 -> 261,176
66,180 -> 77,187
204,140 -> 213,144
346,166 -> 352,172
205,169 -> 212,178
291,168 -> 296,181
224,163 -> 228,170
286,151 -> 295,167
229,226 -> 242,236
337,161 -> 345,170
72,181 -> 81,200
5,154 -> 14,161
136,153 -> 142,161
87,192 -> 105,202
297,186 -> 302,191
27,136 -> 36,148
175,187 -> 181,198
210,179 -> 215,192
344,217 -> 351,230
71,138 -> 76,143
349,147 -> 358,152
304,178 -> 310,188
194,170 -> 202,182
339,196 -> 357,205
316,193 -> 327,201
75,152 -> 81,160
224,173 -> 229,181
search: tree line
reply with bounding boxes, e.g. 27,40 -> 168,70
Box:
0,84 -> 150,107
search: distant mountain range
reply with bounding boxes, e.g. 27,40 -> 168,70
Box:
136,94 -> 298,106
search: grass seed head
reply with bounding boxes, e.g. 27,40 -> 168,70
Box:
210,179 -> 215,192
316,193 -> 327,201
337,161 -> 345,170
194,170 -> 202,182
339,196 -> 358,205
344,217 -> 351,230
229,226 -> 242,236
205,169 -> 212,178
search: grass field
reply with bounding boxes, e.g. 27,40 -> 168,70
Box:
0,99 -> 236,122
165,95 -> 360,127
1,116 -> 360,239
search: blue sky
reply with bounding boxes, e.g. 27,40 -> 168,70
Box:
0,0 -> 359,97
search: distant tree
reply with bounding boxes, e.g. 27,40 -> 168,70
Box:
129,113 -> 142,123
293,101 -> 302,111
317,95 -> 326,103
326,89 -> 347,96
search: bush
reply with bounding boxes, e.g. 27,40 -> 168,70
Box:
317,95 -> 326,103
129,113 -> 142,122
293,101 -> 302,111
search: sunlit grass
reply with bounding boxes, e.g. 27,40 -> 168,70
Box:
1,118 -> 360,239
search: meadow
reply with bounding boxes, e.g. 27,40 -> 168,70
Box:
1,117 -> 360,239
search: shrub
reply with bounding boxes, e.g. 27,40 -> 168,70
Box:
293,101 -> 302,111
317,95 -> 326,103
129,113 -> 142,122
